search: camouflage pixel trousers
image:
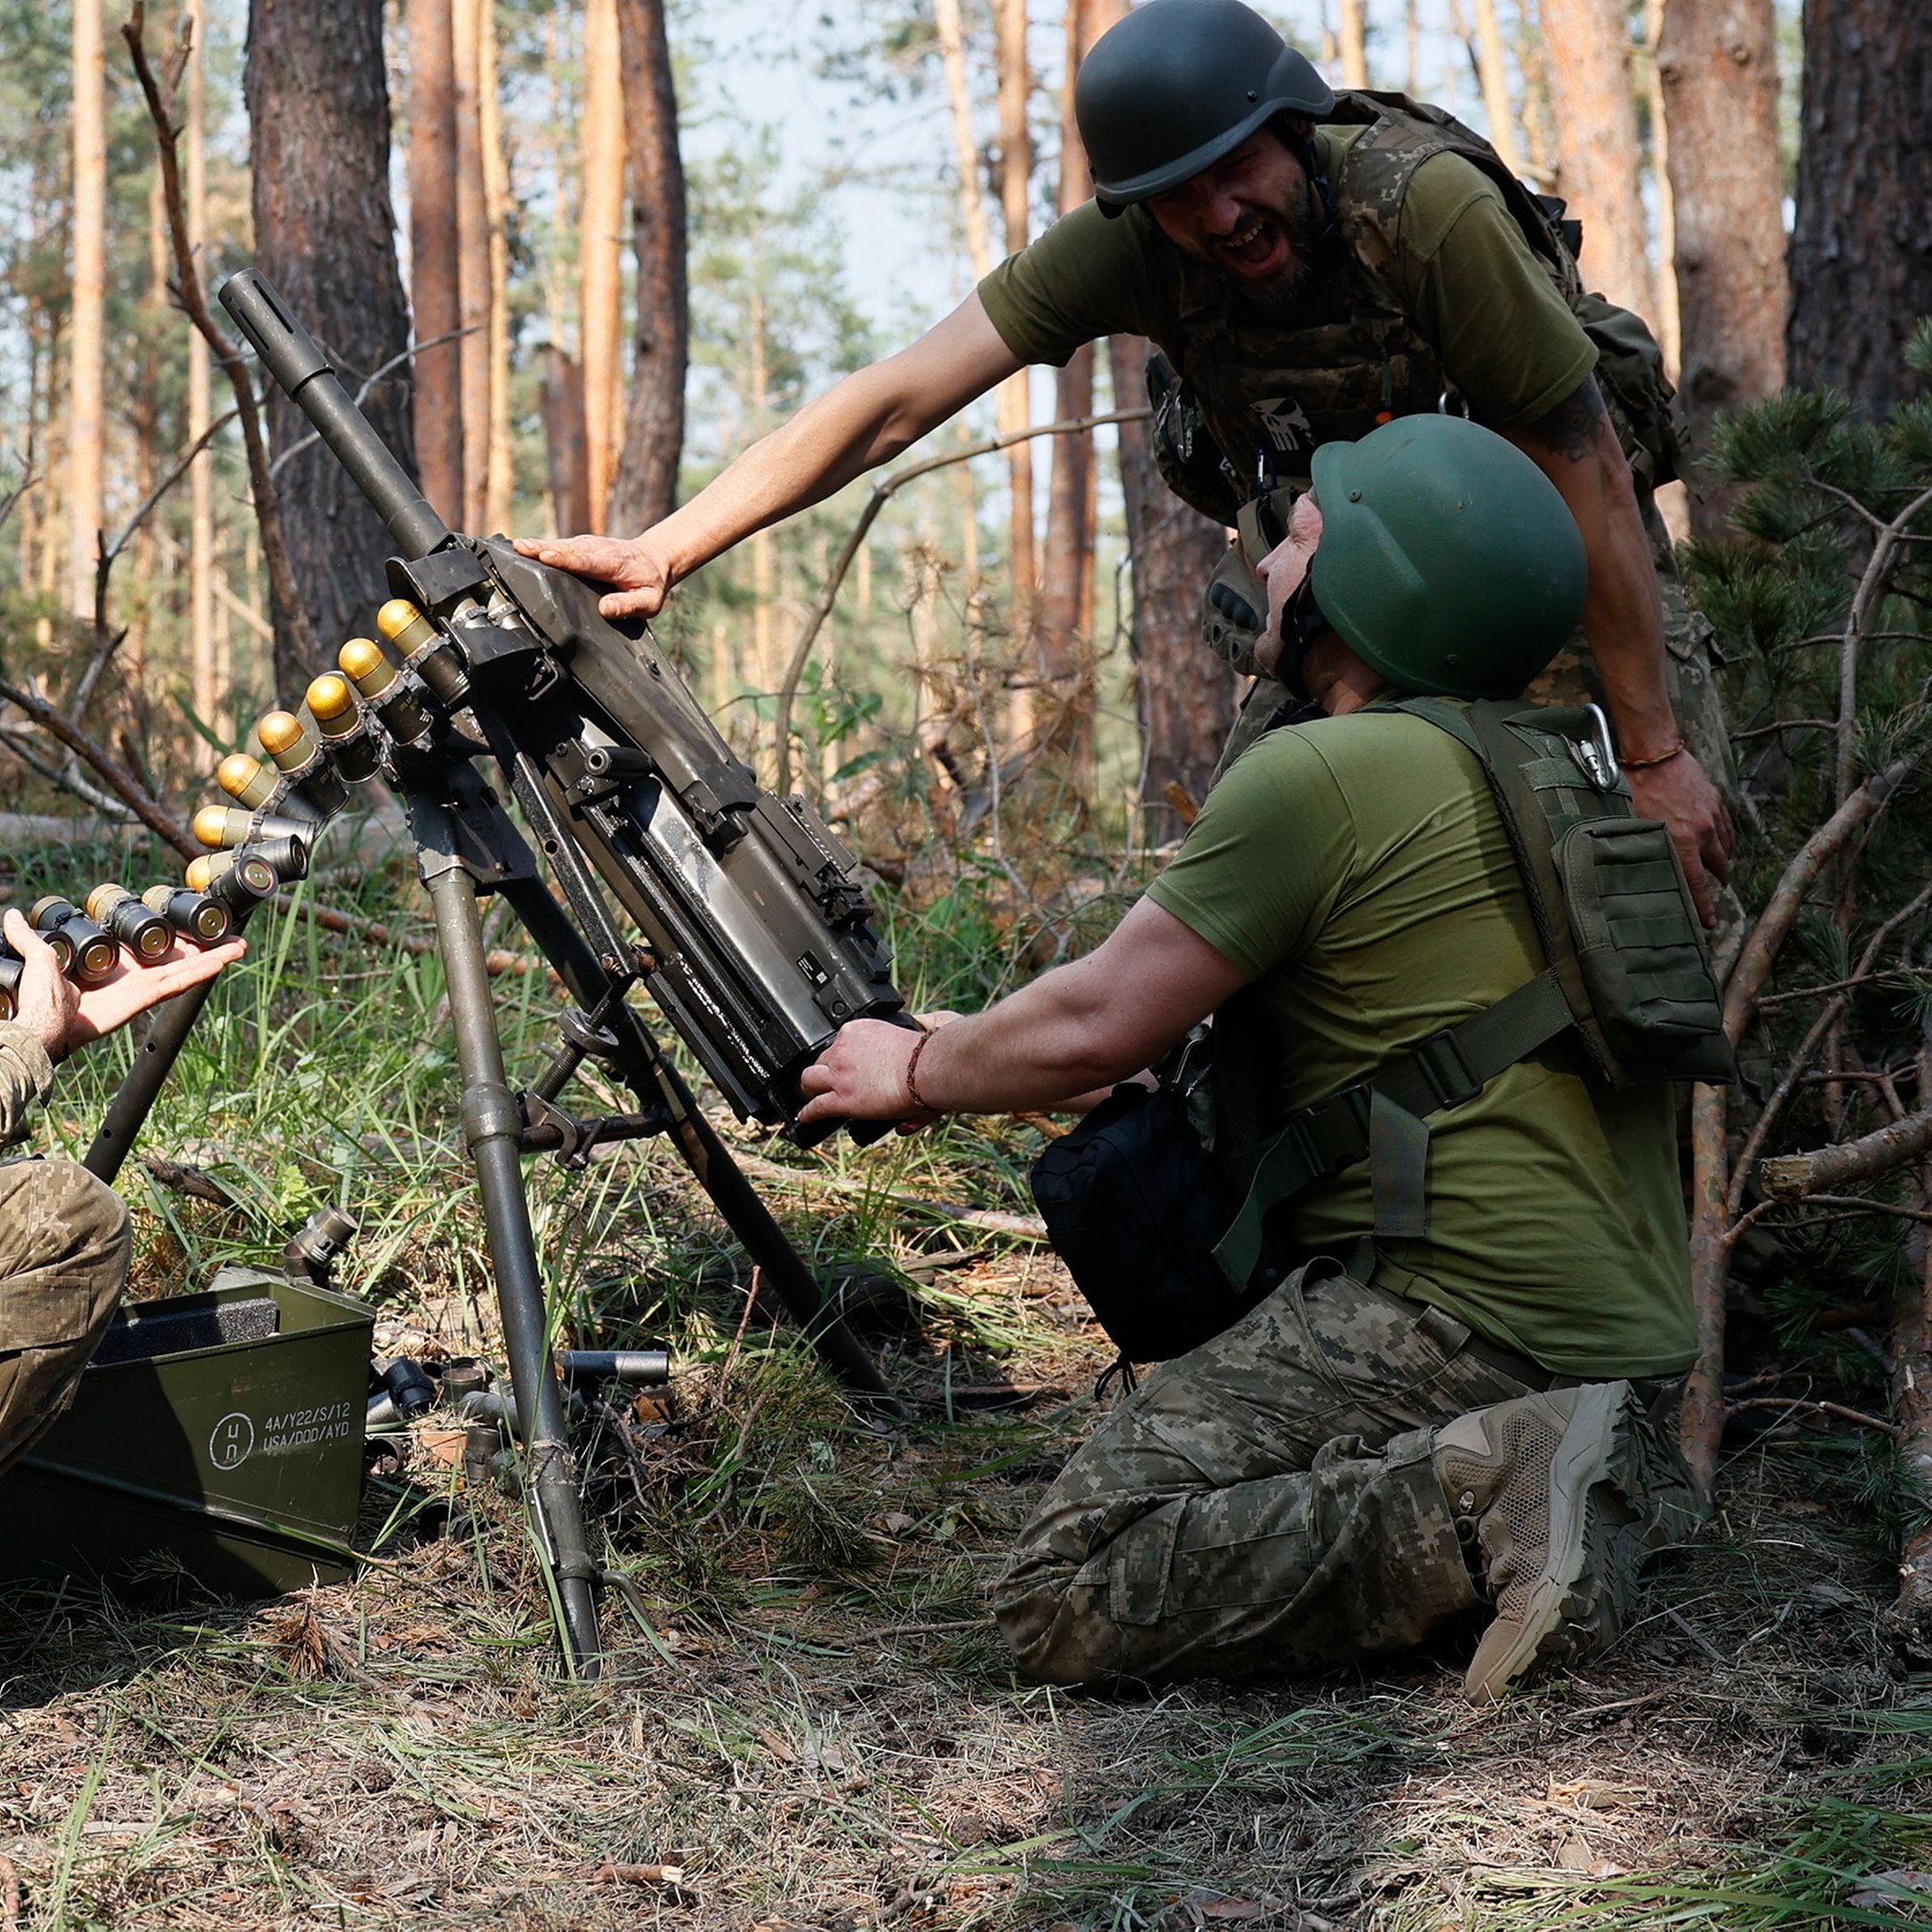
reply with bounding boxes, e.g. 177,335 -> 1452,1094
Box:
993,1262 -> 1557,1687
0,1157 -> 130,1479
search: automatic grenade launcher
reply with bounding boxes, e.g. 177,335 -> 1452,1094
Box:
217,269 -> 908,1140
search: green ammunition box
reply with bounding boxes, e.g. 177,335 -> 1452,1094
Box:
0,1267 -> 373,1598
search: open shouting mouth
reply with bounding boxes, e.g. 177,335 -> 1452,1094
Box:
1215,210 -> 1290,281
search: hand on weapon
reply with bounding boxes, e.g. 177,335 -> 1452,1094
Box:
799,1017 -> 943,1134
510,530 -> 672,622
2,908 -> 245,1062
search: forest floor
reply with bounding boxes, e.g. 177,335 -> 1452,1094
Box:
2,836 -> 1931,1930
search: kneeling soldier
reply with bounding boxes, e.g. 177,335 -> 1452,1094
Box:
802,414 -> 1712,1700
0,906 -> 243,1475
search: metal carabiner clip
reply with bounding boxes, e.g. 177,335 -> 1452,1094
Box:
1576,702 -> 1623,792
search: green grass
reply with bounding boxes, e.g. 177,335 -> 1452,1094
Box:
4,829 -> 1932,1929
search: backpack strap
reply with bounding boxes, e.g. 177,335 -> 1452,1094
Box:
1213,968 -> 1572,1293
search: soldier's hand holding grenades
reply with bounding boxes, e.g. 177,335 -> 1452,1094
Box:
2,908 -> 244,1062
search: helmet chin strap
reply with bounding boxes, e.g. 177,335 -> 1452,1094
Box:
1274,572 -> 1333,701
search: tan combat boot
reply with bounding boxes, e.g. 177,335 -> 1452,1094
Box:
1433,1381 -> 1653,1703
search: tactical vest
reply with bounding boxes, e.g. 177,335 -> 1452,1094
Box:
1151,90 -> 1684,528
1210,699 -> 1735,1295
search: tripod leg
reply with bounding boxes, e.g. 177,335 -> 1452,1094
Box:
497,877 -> 908,1424
415,822 -> 603,1676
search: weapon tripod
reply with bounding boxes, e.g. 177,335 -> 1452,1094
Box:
89,755 -> 905,1680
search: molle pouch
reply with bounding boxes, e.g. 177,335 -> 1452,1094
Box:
1029,1082 -> 1252,1365
1574,292 -> 1686,493
1553,816 -> 1736,1082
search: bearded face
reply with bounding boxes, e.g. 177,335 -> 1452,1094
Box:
1145,124 -> 1324,309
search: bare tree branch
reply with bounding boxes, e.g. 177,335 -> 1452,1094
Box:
1760,1104 -> 1932,1201
0,677 -> 196,857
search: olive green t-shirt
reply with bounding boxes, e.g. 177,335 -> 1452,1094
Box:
979,127 -> 1596,431
1145,710 -> 1693,1379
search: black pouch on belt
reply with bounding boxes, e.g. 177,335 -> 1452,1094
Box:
1029,1081 -> 1255,1364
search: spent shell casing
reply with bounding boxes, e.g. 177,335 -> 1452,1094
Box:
0,950 -> 21,1021
377,597 -> 470,706
142,884 -> 233,945
30,897 -> 117,986
240,835 -> 309,886
306,672 -> 382,783
84,884 -> 172,962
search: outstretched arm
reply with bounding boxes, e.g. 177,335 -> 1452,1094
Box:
1504,376 -> 1733,922
516,293 -> 1022,621
799,898 -> 1249,1124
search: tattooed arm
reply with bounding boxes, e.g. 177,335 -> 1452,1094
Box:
1504,376 -> 1732,920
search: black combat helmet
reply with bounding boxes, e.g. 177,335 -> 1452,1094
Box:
1076,0 -> 1335,215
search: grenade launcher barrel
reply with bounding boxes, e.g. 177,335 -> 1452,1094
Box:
218,269 -> 451,562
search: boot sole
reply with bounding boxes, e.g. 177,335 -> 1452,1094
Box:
1463,1380 -> 1638,1703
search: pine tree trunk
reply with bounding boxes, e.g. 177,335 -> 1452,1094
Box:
606,0 -> 688,536
1112,335 -> 1236,843
580,0 -> 626,531
1787,0 -> 1932,413
247,0 -> 417,690
188,13 -> 216,750
406,0 -> 463,528
1471,0 -> 1528,177
996,0 -> 1035,746
68,0 -> 106,626
1538,0 -> 1658,323
1339,0 -> 1369,88
452,0 -> 492,532
478,0 -> 514,536
1657,0 -> 1785,530
1037,0 -> 1108,781
543,347 -> 590,537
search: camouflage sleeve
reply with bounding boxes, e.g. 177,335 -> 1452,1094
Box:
0,1019 -> 55,1146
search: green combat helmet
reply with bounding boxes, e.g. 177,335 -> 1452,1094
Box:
1309,416 -> 1587,701
1076,0 -> 1335,213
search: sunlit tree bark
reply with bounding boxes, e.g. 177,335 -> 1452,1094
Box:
1538,0 -> 1657,322
606,0 -> 688,535
406,0 -> 463,526
1657,0 -> 1784,529
580,0 -> 626,530
69,0 -> 106,626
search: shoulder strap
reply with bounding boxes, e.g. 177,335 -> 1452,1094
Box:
1323,91 -> 1584,312
1213,970 -> 1572,1292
